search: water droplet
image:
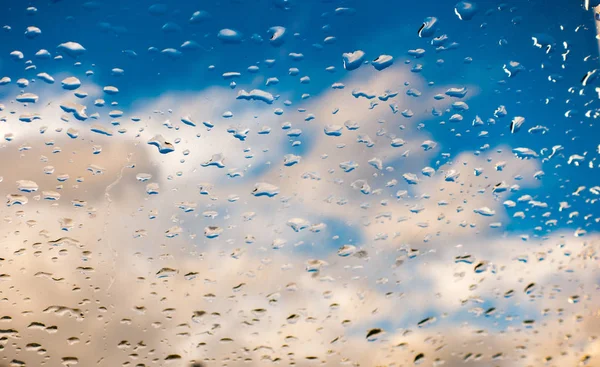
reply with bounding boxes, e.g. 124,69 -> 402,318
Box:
61,77 -> 81,90
454,2 -> 477,20
57,42 -> 86,57
148,135 -> 175,154
268,26 -> 286,46
236,89 -> 274,104
366,328 -> 384,341
24,26 -> 41,39
252,182 -> 279,197
218,29 -> 242,43
342,50 -> 365,71
418,17 -> 438,38
372,55 -> 394,70
337,245 -> 357,257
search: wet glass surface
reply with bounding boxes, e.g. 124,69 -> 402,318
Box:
0,0 -> 599,366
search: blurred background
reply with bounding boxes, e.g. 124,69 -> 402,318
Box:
0,0 -> 598,366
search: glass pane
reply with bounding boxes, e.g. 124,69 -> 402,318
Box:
0,1 -> 598,366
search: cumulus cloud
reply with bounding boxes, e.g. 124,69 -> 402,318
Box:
0,47 -> 597,367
